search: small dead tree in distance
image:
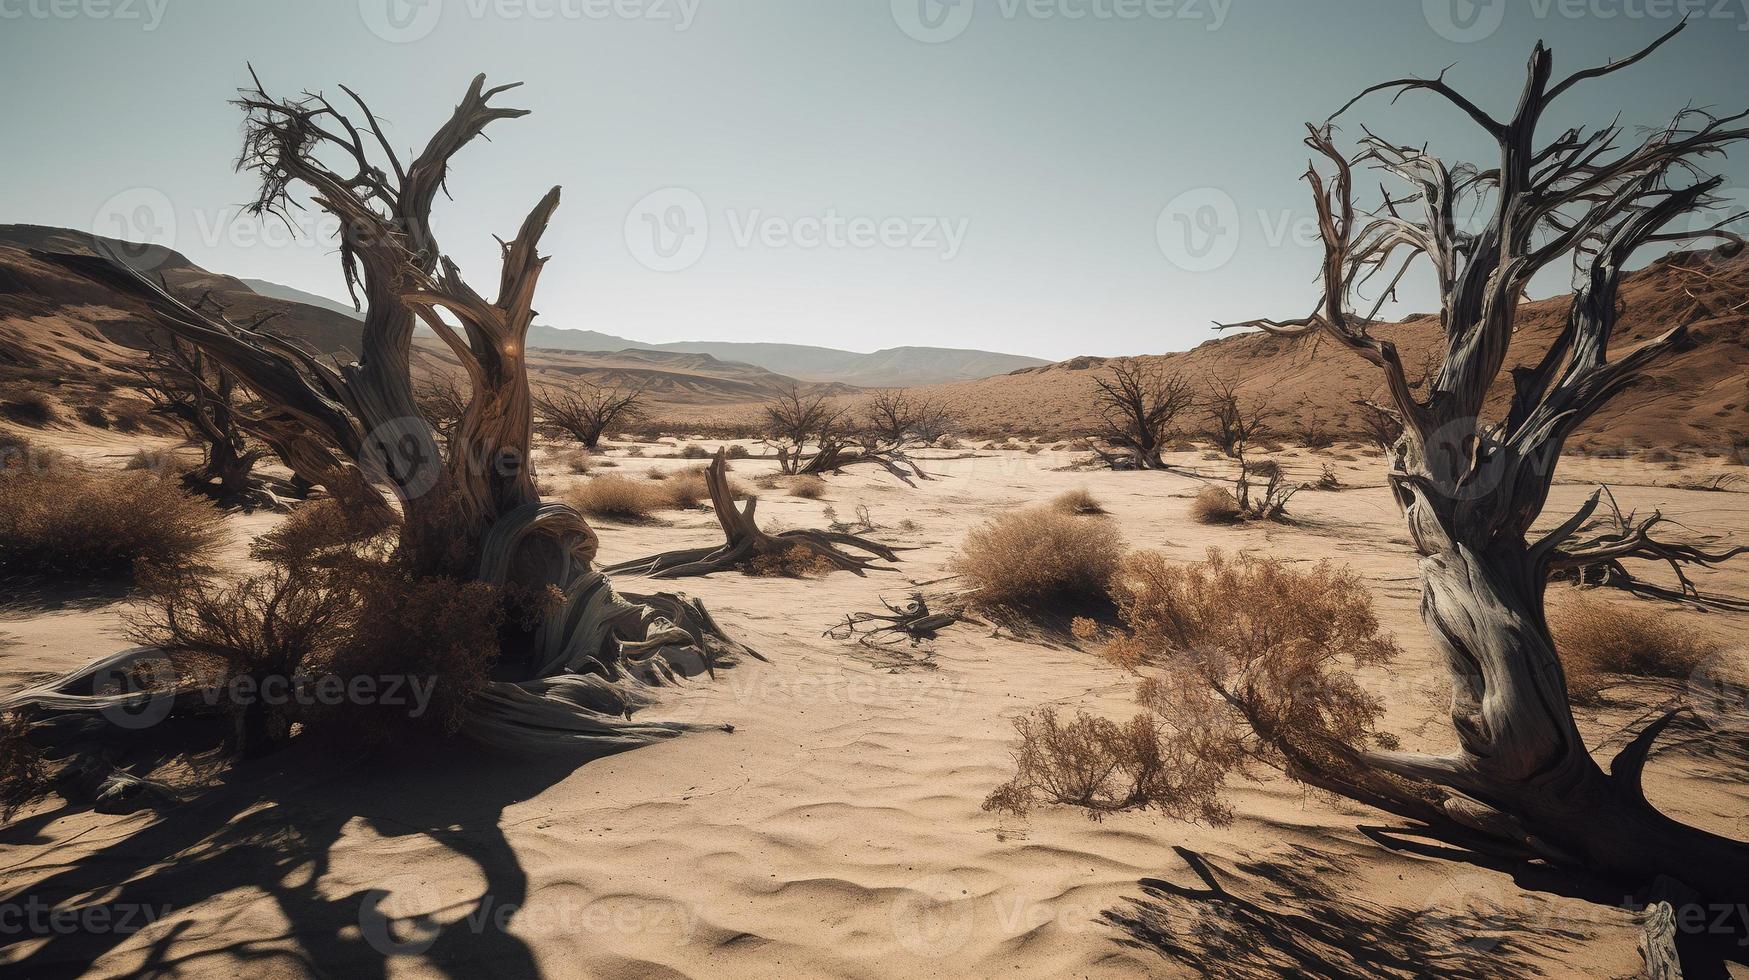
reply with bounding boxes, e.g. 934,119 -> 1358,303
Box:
1218,26 -> 1749,902
1089,359 -> 1194,470
762,385 -> 929,484
134,335 -> 270,503
1202,375 -> 1276,459
536,379 -> 649,449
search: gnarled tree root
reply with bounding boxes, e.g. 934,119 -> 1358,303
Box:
604,452 -> 902,579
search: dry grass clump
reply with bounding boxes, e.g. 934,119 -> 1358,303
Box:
726,444 -> 751,459
986,550 -> 1400,821
555,449 -> 593,474
1051,488 -> 1107,516
566,474 -> 671,523
747,544 -> 839,578
0,458 -> 223,580
1,392 -> 58,428
1189,485 -> 1242,524
124,447 -> 183,474
951,506 -> 1124,610
788,474 -> 828,499
661,466 -> 752,510
0,713 -> 50,821
680,444 -> 712,459
75,404 -> 111,429
1548,589 -> 1724,702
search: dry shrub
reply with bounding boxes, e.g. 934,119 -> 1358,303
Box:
1,392 -> 58,428
748,544 -> 838,578
1,713 -> 50,821
556,449 -> 592,474
983,706 -> 1230,822
1025,444 -> 1043,455
1548,589 -> 1724,702
76,404 -> 111,429
125,447 -> 182,474
0,431 -> 32,470
0,459 -> 222,579
662,466 -> 752,510
788,474 -> 828,499
951,506 -> 1123,610
566,474 -> 670,522
726,444 -> 751,459
132,502 -> 501,749
1189,486 -> 1242,524
109,403 -> 149,433
987,550 -> 1400,820
644,468 -> 670,481
1051,488 -> 1107,516
1244,459 -> 1282,479
680,444 -> 712,459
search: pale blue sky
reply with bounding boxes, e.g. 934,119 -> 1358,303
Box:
2,0 -> 1745,359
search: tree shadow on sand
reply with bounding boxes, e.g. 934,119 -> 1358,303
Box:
0,740 -> 631,979
1103,844 -> 1593,979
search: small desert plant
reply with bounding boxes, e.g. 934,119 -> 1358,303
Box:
1051,488 -> 1107,516
556,449 -> 593,474
951,507 -> 1124,610
1315,464 -> 1341,490
625,445 -> 646,458
125,447 -> 182,474
788,474 -> 828,499
0,460 -> 224,579
747,545 -> 839,578
0,712 -> 50,821
566,475 -> 669,522
680,444 -> 712,459
988,550 -> 1401,821
1189,486 -> 1242,524
75,404 -> 111,429
109,403 -> 149,433
661,466 -> 751,510
1,392 -> 58,428
1548,590 -> 1724,702
726,444 -> 751,459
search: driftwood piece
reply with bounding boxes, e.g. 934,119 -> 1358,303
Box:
825,593 -> 960,648
605,452 -> 902,579
1550,487 -> 1749,610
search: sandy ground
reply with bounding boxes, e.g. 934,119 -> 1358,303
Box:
3,432 -> 1748,978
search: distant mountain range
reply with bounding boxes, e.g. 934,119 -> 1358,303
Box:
216,276 -> 1050,388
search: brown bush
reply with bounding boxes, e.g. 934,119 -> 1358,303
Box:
988,550 -> 1401,820
661,466 -> 752,510
0,460 -> 223,579
951,506 -> 1124,610
1051,488 -> 1107,516
1548,589 -> 1724,702
984,706 -> 1230,822
1189,486 -> 1242,524
1,392 -> 58,428
748,545 -> 838,578
566,474 -> 669,522
124,447 -> 183,475
555,449 -> 592,474
75,404 -> 111,429
680,444 -> 712,459
0,712 -> 50,821
788,475 -> 828,499
132,502 -> 500,749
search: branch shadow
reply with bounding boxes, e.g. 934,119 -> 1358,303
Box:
1104,844 -> 1591,979
0,739 -> 627,979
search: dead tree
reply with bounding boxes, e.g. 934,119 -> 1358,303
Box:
134,336 -> 269,501
1220,27 -> 1749,904
1549,487 -> 1749,611
536,379 -> 648,449
24,71 -> 755,753
1089,359 -> 1194,469
762,385 -> 928,484
1202,375 -> 1276,459
861,389 -> 955,447
606,452 -> 901,578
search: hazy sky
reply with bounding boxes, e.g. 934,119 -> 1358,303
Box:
3,0 -> 1746,360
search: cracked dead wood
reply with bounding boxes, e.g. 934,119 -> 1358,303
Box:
825,593 -> 960,648
605,451 -> 902,579
1548,486 -> 1749,610
1216,24 -> 1749,913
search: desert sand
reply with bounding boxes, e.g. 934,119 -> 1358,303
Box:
3,429 -> 1745,978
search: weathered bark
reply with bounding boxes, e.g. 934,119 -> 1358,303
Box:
606,452 -> 901,579
1218,25 -> 1749,914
